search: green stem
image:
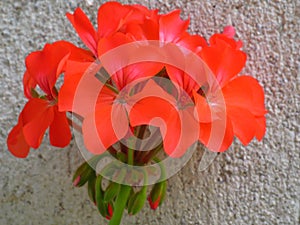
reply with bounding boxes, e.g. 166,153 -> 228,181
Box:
134,125 -> 147,161
108,185 -> 131,225
153,157 -> 166,180
105,83 -> 119,94
127,148 -> 134,165
108,147 -> 134,225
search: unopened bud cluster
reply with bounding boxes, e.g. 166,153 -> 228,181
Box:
72,161 -> 167,220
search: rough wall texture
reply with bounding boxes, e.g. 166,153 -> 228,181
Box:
0,0 -> 299,224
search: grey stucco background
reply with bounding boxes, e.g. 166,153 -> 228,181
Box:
0,0 -> 299,224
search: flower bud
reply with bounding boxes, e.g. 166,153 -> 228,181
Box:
95,175 -> 108,218
104,182 -> 121,202
148,181 -> 167,210
87,175 -> 96,204
72,161 -> 95,187
127,186 -> 147,215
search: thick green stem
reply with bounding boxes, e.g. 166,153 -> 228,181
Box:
108,185 -> 131,225
108,147 -> 134,225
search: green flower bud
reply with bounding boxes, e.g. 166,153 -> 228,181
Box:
72,161 -> 95,187
87,174 -> 96,204
104,182 -> 121,203
95,175 -> 108,218
148,181 -> 167,210
127,186 -> 147,215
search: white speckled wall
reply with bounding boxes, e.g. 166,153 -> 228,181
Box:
0,0 -> 299,224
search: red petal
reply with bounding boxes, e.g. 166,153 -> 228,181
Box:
222,75 -> 267,142
58,61 -> 92,112
126,18 -> 159,40
53,41 -> 94,62
193,91 -> 213,123
222,26 -> 236,39
25,43 -> 70,96
56,41 -> 96,114
129,96 -> 178,154
130,97 -> 198,157
58,61 -> 102,117
129,96 -> 175,128
121,5 -> 158,40
23,71 -> 37,99
177,34 -> 207,53
49,106 -> 71,147
98,33 -> 163,89
223,76 -> 266,116
21,99 -> 54,148
209,27 -> 242,49
98,2 -> 131,37
66,8 -> 98,56
227,107 -> 256,145
166,66 -> 200,97
199,117 -> 234,152
166,107 -> 199,157
7,121 -> 30,158
98,32 -> 132,55
107,203 -> 113,217
159,10 -> 189,43
97,2 -> 146,38
82,103 -> 128,154
129,79 -> 175,112
130,96 -> 174,127
129,4 -> 155,16
160,110 -> 181,156
116,62 -> 163,90
129,80 -> 199,156
200,39 -> 246,87
255,116 -> 266,140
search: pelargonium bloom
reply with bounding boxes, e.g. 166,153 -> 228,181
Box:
198,26 -> 266,151
66,2 -> 156,57
7,41 -> 91,158
167,26 -> 267,152
129,79 -> 199,157
60,32 -> 163,154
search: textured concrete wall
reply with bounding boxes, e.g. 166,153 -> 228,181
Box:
0,0 -> 299,224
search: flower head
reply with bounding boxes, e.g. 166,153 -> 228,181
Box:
196,26 -> 267,151
7,41 -> 90,157
7,4 -> 268,224
8,4 -> 266,162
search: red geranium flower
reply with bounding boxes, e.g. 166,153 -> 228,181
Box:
160,26 -> 267,152
197,27 -> 267,151
129,79 -> 199,157
66,2 -> 156,57
7,41 -> 91,158
59,33 -> 163,154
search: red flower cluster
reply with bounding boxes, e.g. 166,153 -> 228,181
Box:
7,2 -> 266,158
